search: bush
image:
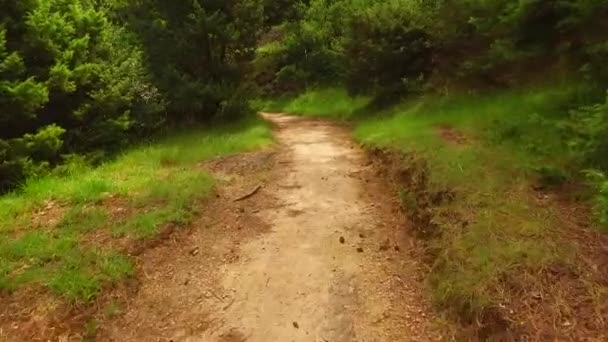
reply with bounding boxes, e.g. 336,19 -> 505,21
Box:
597,180 -> 608,228
585,170 -> 608,230
118,0 -> 264,122
1,0 -> 268,193
253,0 -> 351,92
345,1 -> 433,99
563,93 -> 608,169
0,0 -> 165,192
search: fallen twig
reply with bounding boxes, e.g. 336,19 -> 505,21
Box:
223,296 -> 236,310
210,290 -> 224,302
234,185 -> 262,202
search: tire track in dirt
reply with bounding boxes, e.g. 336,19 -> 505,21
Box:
99,114 -> 440,341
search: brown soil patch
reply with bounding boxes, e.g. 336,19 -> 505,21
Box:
203,150 -> 276,176
30,200 -> 66,230
436,125 -> 469,145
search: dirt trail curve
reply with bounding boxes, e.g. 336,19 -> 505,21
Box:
99,114 -> 441,342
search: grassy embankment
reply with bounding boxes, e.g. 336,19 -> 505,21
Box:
0,118 -> 272,302
263,87 -> 607,334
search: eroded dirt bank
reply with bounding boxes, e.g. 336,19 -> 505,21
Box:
98,114 -> 440,341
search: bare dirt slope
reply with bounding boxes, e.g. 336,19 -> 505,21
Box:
99,114 -> 440,341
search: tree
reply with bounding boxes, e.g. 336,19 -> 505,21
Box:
0,0 -> 163,191
118,0 -> 265,121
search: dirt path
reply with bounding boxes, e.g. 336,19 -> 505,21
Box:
99,114 -> 440,341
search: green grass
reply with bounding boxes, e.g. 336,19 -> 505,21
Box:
353,90 -> 575,315
59,206 -> 109,233
259,87 -> 371,120
273,86 -> 599,321
0,117 -> 272,302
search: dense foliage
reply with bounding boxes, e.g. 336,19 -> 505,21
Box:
344,1 -> 432,99
114,0 -> 264,120
258,0 -> 608,92
0,0 -> 159,191
0,0 -> 264,192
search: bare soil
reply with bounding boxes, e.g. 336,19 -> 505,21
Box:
436,125 -> 469,145
96,114 -> 442,341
